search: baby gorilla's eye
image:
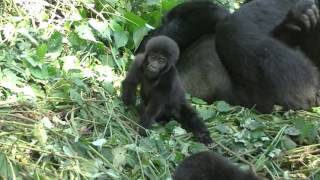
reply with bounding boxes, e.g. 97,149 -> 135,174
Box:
159,58 -> 166,63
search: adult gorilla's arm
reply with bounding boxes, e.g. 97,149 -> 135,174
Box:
135,1 -> 229,54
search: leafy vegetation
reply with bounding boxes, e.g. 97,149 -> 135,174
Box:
0,0 -> 319,179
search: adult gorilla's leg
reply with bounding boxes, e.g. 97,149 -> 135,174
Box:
216,13 -> 319,113
135,1 -> 229,54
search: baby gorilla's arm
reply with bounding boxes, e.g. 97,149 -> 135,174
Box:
121,54 -> 144,106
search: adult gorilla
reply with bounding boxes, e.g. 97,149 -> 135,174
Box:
216,0 -> 320,112
136,0 -> 320,113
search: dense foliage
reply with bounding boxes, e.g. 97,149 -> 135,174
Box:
0,0 -> 319,179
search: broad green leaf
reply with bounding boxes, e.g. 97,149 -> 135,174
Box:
62,56 -> 79,72
92,138 -> 107,147
89,19 -> 111,40
36,43 -> 48,61
112,147 -> 127,169
63,146 -> 75,156
47,31 -> 63,52
173,127 -> 187,136
161,0 -> 182,11
69,89 -> 83,105
244,118 -> 264,131
281,135 -> 297,150
147,0 -> 160,5
284,127 -> 300,136
69,32 -> 88,51
216,124 -> 233,134
34,123 -> 48,145
29,66 -> 49,80
76,24 -> 96,41
92,41 -> 106,54
102,81 -> 115,94
197,107 -> 215,120
113,31 -> 128,48
3,23 -> 15,41
24,55 -> 40,67
216,101 -> 231,112
0,153 -> 10,177
191,97 -> 207,105
124,12 -> 147,27
133,26 -> 149,49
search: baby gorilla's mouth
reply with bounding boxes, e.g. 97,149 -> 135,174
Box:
144,68 -> 159,79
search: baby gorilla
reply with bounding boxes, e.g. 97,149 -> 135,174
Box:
174,151 -> 261,180
122,36 -> 213,145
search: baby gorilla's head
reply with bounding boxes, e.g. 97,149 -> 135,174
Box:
144,36 -> 180,78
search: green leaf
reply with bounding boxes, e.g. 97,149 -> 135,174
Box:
146,0 -> 160,5
29,66 -> 49,80
76,24 -> 96,41
124,12 -> 147,27
133,26 -> 149,49
34,123 -> 48,145
92,138 -> 107,147
173,127 -> 187,136
244,118 -> 264,131
284,127 -> 300,136
161,0 -> 182,11
47,31 -> 63,52
197,107 -> 215,120
89,19 -> 111,40
216,101 -> 231,112
0,153 -> 10,177
62,56 -> 79,72
102,81 -> 115,94
24,55 -> 40,67
69,89 -> 83,105
295,119 -> 317,143
216,124 -> 233,134
191,97 -> 207,105
281,135 -> 297,150
112,147 -> 127,169
36,43 -> 48,61
113,31 -> 128,48
69,32 -> 88,51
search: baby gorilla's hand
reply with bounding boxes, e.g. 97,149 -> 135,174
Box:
121,86 -> 136,106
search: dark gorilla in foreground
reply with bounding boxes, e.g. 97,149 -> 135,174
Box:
173,151 -> 261,180
122,36 -> 213,145
137,0 -> 320,113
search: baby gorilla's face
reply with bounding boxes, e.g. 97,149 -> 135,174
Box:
144,52 -> 168,78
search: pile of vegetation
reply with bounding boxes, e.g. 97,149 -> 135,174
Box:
0,0 -> 319,179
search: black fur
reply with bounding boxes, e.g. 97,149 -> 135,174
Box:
135,1 -> 229,54
215,0 -> 320,112
137,0 -> 320,113
122,36 -> 213,145
136,1 -> 232,104
173,151 -> 261,180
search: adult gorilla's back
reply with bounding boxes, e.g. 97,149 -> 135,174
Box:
178,34 -> 233,103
